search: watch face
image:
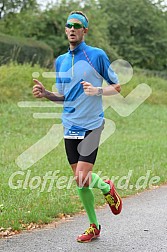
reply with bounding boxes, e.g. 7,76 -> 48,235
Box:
97,87 -> 103,96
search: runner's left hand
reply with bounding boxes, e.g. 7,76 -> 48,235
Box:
81,81 -> 98,96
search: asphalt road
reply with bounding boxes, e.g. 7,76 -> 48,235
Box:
0,185 -> 167,252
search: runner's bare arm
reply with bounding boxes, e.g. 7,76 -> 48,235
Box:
32,79 -> 64,103
81,81 -> 121,96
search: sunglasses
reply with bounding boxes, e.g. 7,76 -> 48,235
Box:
65,22 -> 84,29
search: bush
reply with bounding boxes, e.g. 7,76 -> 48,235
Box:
0,33 -> 54,67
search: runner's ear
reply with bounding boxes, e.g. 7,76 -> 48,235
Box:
84,28 -> 88,34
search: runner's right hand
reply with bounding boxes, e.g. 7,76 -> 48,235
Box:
32,79 -> 46,98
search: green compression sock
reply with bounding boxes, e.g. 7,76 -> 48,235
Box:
90,173 -> 110,194
77,186 -> 99,229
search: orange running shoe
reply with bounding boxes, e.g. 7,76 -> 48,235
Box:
104,180 -> 122,215
77,224 -> 101,243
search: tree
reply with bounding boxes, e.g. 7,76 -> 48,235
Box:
1,0 -> 166,70
0,0 -> 38,19
99,0 -> 167,70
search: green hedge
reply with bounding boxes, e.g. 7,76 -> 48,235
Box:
0,33 -> 54,67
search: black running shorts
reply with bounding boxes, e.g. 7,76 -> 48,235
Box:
64,122 -> 104,165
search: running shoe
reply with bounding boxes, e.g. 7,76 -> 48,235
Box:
104,180 -> 122,215
77,223 -> 101,243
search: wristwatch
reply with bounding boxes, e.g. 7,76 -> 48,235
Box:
96,87 -> 103,96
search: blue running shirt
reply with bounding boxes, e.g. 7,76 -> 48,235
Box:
55,41 -> 118,131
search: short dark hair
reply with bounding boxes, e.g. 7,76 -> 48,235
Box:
70,10 -> 89,23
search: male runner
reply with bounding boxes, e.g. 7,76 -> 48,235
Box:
33,10 -> 122,243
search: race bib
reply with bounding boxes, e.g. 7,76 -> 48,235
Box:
64,129 -> 86,139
